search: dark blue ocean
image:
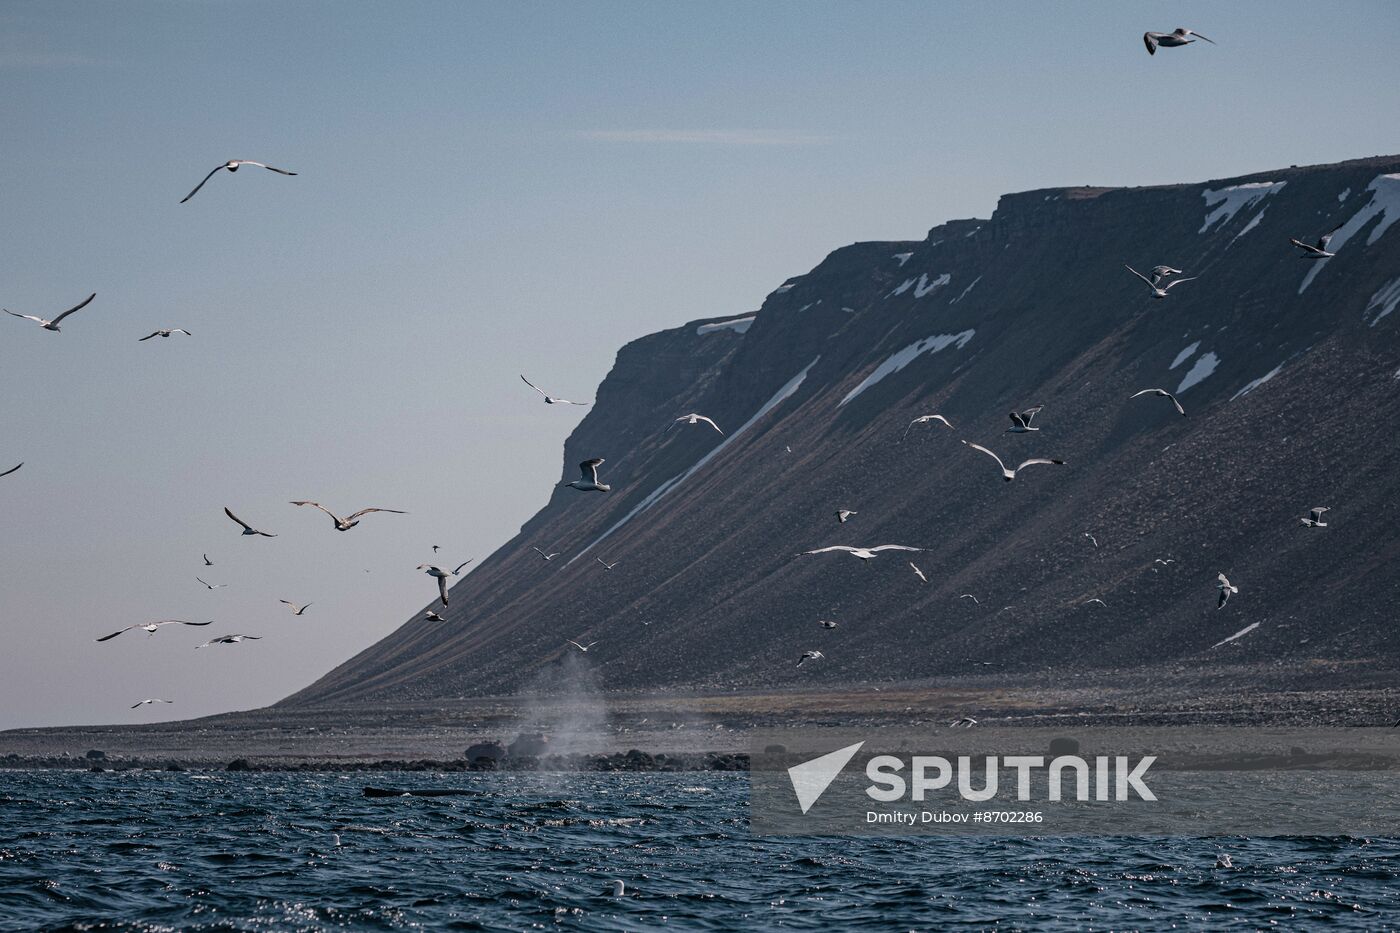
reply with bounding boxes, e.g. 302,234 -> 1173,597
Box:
1,770 -> 1396,930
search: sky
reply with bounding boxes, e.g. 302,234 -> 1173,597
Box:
2,1 -> 1397,730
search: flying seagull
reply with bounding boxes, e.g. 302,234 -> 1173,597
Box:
202,553 -> 213,566
959,594 -> 980,604
425,610 -> 446,621
3,292 -> 96,332
290,501 -> 406,531
1143,27 -> 1215,55
835,509 -> 857,523
532,546 -> 561,561
595,556 -> 618,571
1125,265 -> 1199,298
195,634 -> 261,649
138,329 -> 191,341
1300,507 -> 1330,528
564,458 -> 610,492
1006,405 -> 1044,434
196,577 -> 228,590
797,650 -> 825,666
819,620 -> 840,629
1084,532 -> 1098,548
910,562 -> 928,584
1216,572 -> 1238,609
432,545 -> 441,553
131,698 -> 174,709
279,600 -> 312,616
1084,598 -> 1108,608
566,639 -> 599,653
901,414 -> 954,441
520,374 -> 588,405
417,560 -> 473,606
1290,223 -> 1345,259
950,717 -> 978,728
1,463 -> 21,478
961,441 -> 1066,482
181,160 -> 297,203
224,507 -> 276,537
668,413 -> 724,435
1131,388 -> 1186,416
802,544 -> 923,561
1150,265 -> 1184,284
1154,558 -> 1176,566
96,619 -> 213,642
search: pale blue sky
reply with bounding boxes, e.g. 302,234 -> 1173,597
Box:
2,1 -> 1396,729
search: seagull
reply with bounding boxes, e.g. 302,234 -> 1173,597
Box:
224,507 -> 276,537
1290,223 -> 1345,258
1150,265 -> 1184,284
1,463 -> 21,478
1084,532 -> 1098,547
96,619 -> 213,642
181,160 -> 297,203
1154,558 -> 1176,566
279,600 -> 312,616
595,557 -> 618,571
417,560 -> 473,606
1143,27 -> 1215,55
959,594 -> 980,604
802,544 -> 923,561
1084,598 -> 1108,608
566,639 -> 599,653
1131,388 -> 1186,416
564,458 -> 610,492
425,610 -> 446,621
819,620 -> 840,629
901,414 -> 954,441
531,546 -> 561,561
603,880 -> 626,898
432,545 -> 441,553
195,634 -> 261,649
949,717 -> 978,728
961,441 -> 1065,482
196,577 -> 228,590
131,698 -> 173,709
202,553 -> 213,566
910,562 -> 928,584
1125,265 -> 1199,298
3,292 -> 96,332
290,501 -> 406,531
668,413 -> 724,435
835,509 -> 857,523
1300,507 -> 1330,528
797,650 -> 825,666
138,329 -> 191,341
1006,406 -> 1044,433
1217,572 -> 1238,609
520,374 -> 588,405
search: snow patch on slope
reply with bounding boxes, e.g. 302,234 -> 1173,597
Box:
1366,277 -> 1400,326
1229,208 -> 1267,245
840,331 -> 974,406
1176,351 -> 1219,393
913,273 -> 951,298
696,316 -> 754,336
888,277 -> 916,298
1300,173 -> 1400,293
950,276 -> 982,304
1199,181 -> 1285,233
1170,341 -> 1201,369
1230,363 -> 1285,400
892,252 -> 913,267
567,358 -> 820,563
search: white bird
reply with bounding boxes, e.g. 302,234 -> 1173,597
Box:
1131,388 -> 1186,416
1150,265 -> 1184,283
1143,27 -> 1215,55
520,373 -> 588,405
3,292 -> 96,332
603,880 -> 626,897
425,610 -> 446,621
1300,507 -> 1330,528
819,620 -> 840,629
96,619 -> 212,642
196,577 -> 228,590
138,328 -> 191,341
901,414 -> 954,441
202,553 -> 213,566
961,441 -> 1066,482
279,600 -> 312,616
195,634 -> 261,649
1155,558 -> 1176,565
130,698 -> 173,709
949,717 -> 978,728
1217,573 -> 1238,609
566,639 -> 599,653
1215,853 -> 1235,869
797,650 -> 825,666
910,562 -> 928,584
595,557 -> 618,571
431,545 -> 441,553
802,544 -> 923,561
1126,265 -> 1198,299
1084,532 -> 1098,548
531,546 -> 561,561
668,413 -> 724,435
1006,405 -> 1044,433
181,160 -> 297,203
835,509 -> 857,523
1,463 -> 22,478
1290,223 -> 1344,258
1084,598 -> 1108,608
564,458 -> 610,492
224,506 -> 276,537
290,501 -> 406,532
417,561 -> 473,606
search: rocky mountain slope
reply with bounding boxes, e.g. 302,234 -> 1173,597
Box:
288,155 -> 1400,709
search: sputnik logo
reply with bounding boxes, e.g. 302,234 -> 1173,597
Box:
787,741 -> 864,814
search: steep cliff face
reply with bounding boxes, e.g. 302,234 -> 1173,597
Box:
288,155 -> 1400,707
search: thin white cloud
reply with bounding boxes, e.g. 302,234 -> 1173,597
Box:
577,129 -> 835,146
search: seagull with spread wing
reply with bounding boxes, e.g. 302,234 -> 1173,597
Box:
1290,223 -> 1345,258
1,463 -> 21,478
1126,265 -> 1199,299
668,413 -> 724,435
564,458 -> 611,492
139,329 -> 191,341
802,544 -> 923,562
1143,27 -> 1215,55
196,577 -> 228,590
961,441 -> 1066,482
290,500 -> 406,531
520,374 -> 588,405
97,620 -> 213,642
131,698 -> 174,709
902,414 -> 954,441
195,634 -> 261,649
181,160 -> 297,203
566,639 -> 599,653
279,600 -> 312,616
1131,388 -> 1186,416
417,560 -> 474,606
1005,405 -> 1044,434
224,507 -> 276,537
4,293 -> 96,332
